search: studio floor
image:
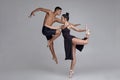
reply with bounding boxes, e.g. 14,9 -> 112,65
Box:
0,69 -> 120,80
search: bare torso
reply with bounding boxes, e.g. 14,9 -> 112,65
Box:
43,12 -> 56,26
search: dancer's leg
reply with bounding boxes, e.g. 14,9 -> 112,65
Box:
49,42 -> 58,64
47,29 -> 61,46
70,45 -> 76,71
72,31 -> 90,45
72,38 -> 88,45
69,44 -> 76,78
47,29 -> 61,64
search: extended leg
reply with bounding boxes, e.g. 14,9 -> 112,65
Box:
72,30 -> 90,45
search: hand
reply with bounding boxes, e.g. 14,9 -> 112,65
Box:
28,12 -> 35,18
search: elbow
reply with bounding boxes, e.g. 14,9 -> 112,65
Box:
37,8 -> 42,11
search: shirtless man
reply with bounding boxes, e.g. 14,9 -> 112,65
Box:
29,7 -> 62,64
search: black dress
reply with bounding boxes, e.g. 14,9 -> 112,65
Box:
62,27 -> 87,60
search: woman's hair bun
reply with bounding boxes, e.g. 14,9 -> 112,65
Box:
66,12 -> 69,16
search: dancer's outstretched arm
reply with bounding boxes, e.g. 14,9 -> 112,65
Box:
54,17 -> 81,27
70,23 -> 81,27
69,24 -> 86,32
29,8 -> 52,17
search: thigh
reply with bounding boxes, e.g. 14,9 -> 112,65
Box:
72,38 -> 86,45
43,26 -> 56,36
49,29 -> 56,36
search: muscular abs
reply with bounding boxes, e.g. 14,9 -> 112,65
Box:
43,13 -> 56,26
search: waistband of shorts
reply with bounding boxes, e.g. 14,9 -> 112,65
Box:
43,25 -> 50,29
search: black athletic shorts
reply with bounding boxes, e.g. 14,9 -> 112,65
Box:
42,26 -> 56,40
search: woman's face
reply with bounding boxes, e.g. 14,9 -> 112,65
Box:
61,16 -> 66,23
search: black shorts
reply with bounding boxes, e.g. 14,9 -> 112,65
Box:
42,26 -> 56,40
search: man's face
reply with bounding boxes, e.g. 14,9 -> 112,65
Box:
56,10 -> 62,15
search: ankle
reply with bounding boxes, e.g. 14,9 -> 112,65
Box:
69,70 -> 74,73
69,70 -> 74,78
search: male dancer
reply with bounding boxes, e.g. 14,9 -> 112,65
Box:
29,7 -> 62,64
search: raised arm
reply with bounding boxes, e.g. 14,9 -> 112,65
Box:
29,8 -> 52,17
70,24 -> 86,32
69,23 -> 81,27
54,17 -> 81,27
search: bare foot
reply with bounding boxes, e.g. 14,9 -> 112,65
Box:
52,57 -> 58,64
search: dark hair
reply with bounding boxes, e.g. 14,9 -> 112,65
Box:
62,12 -> 69,21
54,6 -> 62,11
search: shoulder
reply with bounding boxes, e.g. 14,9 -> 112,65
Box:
47,10 -> 53,14
49,10 -> 53,13
69,23 -> 74,28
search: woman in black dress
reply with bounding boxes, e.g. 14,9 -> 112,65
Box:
61,13 -> 90,78
46,12 -> 90,78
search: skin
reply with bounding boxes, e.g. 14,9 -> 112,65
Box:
29,7 -> 63,64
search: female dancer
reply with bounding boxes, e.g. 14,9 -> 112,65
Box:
61,13 -> 90,78
46,12 -> 90,78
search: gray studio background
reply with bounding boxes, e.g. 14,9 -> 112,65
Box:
0,0 -> 120,73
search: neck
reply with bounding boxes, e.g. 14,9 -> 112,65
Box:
53,12 -> 57,16
64,21 -> 69,26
